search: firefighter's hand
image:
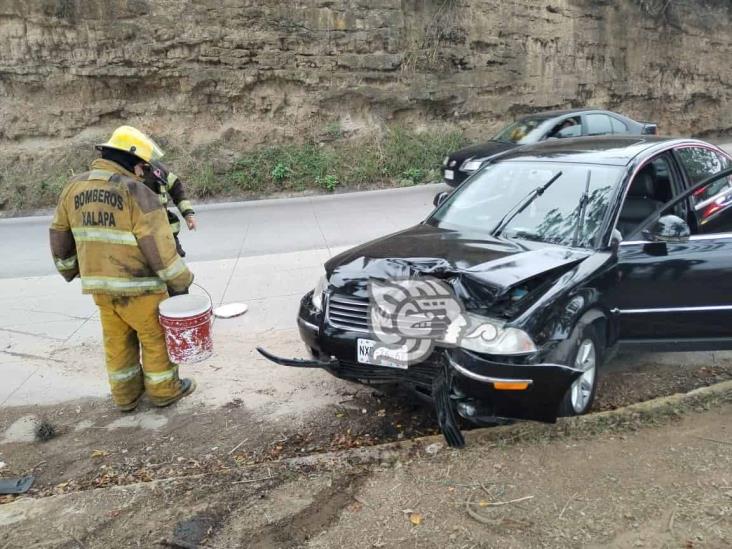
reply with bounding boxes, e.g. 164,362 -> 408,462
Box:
185,215 -> 197,231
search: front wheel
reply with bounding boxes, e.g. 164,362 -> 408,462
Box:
558,323 -> 602,416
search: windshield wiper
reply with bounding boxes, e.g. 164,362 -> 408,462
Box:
491,171 -> 563,236
571,170 -> 592,247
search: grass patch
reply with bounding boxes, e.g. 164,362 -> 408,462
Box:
199,127 -> 466,199
0,127 -> 467,213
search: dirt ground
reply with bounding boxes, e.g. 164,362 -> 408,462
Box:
1,383 -> 730,548
1,350 -> 731,503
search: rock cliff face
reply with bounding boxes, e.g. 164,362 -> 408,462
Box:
0,0 -> 730,159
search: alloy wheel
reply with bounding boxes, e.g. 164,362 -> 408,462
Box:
571,339 -> 597,414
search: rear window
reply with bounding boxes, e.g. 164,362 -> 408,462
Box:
610,117 -> 628,134
586,114 -> 612,136
675,147 -> 732,206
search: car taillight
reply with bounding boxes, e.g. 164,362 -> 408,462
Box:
704,203 -> 722,219
703,196 -> 728,219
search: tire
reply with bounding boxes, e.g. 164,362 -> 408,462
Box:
558,322 -> 603,417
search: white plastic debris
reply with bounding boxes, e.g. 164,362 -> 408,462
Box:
213,303 -> 248,318
425,442 -> 443,455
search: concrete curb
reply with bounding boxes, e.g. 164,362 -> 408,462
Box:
3,379 -> 730,507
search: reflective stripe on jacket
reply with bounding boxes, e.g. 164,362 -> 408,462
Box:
49,159 -> 193,296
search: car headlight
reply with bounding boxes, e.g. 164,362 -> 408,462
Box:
443,156 -> 450,166
451,313 -> 537,355
312,274 -> 328,311
461,160 -> 484,172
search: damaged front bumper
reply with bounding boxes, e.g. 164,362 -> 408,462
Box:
258,304 -> 582,448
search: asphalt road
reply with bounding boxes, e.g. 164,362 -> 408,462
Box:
0,184 -> 445,279
3,141 -> 730,279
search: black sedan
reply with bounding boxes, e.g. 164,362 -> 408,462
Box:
442,108 -> 657,187
259,137 -> 732,447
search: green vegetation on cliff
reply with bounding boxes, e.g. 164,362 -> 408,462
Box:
0,128 -> 466,213
180,127 -> 466,199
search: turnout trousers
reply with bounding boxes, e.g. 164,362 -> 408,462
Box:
93,293 -> 184,407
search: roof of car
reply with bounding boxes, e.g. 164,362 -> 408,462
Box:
517,107 -> 604,120
496,136 -> 708,166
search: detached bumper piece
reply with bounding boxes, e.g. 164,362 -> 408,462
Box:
256,347 -> 337,368
432,363 -> 466,448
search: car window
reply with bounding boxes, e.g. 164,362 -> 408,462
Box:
649,171 -> 732,236
686,166 -> 732,234
676,147 -> 729,184
616,153 -> 683,239
610,117 -> 629,134
675,147 -> 731,205
585,114 -> 613,136
547,116 -> 582,139
428,162 -> 622,248
492,117 -> 552,145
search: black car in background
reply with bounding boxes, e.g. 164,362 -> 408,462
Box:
442,109 -> 658,187
260,137 -> 731,447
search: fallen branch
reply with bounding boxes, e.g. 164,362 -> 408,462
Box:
559,492 -> 578,520
233,474 -> 273,484
693,436 -> 732,447
465,494 -> 501,526
668,506 -> 677,534
467,494 -> 534,508
465,492 -> 534,525
228,438 -> 249,455
706,514 -> 728,528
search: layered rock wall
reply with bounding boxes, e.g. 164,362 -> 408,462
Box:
1,0 -> 730,154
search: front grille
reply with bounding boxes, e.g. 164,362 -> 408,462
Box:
335,359 -> 440,390
326,294 -> 370,333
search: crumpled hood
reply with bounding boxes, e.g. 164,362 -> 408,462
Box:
325,224 -> 590,312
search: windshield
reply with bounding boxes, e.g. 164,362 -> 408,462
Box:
492,117 -> 552,144
428,162 -> 622,248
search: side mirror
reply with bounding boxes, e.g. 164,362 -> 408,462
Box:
642,214 -> 691,243
610,229 -> 623,253
433,191 -> 449,207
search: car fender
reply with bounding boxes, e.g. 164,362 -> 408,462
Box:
509,251 -> 618,364
541,303 -> 614,365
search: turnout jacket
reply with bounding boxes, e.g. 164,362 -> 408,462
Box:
144,162 -> 194,218
50,159 -> 193,296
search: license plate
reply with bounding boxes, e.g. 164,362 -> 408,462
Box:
444,170 -> 454,180
357,338 -> 409,369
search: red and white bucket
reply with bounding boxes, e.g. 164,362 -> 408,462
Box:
159,294 -> 213,364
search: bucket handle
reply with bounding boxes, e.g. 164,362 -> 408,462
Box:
190,282 -> 213,305
190,282 -> 216,327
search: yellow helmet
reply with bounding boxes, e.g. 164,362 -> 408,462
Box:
96,126 -> 164,163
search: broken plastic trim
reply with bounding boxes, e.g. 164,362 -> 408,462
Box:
0,475 -> 34,495
256,347 -> 338,368
432,362 -> 466,448
258,346 -> 467,448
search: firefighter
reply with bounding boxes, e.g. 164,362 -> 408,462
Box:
142,160 -> 197,258
50,126 -> 196,411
